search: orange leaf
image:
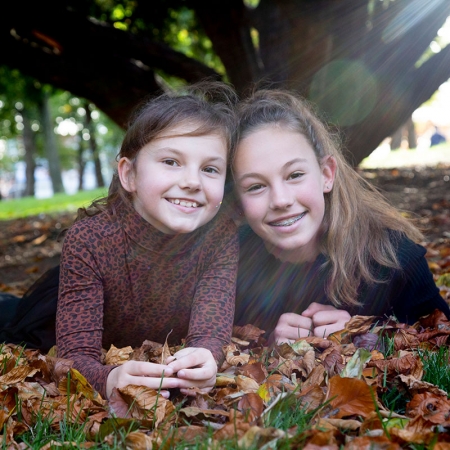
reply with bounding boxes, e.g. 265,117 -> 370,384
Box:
327,376 -> 376,419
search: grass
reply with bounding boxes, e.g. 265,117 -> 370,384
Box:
1,142 -> 449,221
359,141 -> 450,169
418,345 -> 450,394
0,187 -> 107,220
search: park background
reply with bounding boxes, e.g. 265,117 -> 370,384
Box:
1,2 -> 450,449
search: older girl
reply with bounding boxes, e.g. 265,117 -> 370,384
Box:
232,88 -> 450,344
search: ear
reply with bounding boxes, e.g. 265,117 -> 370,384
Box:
117,157 -> 136,193
321,156 -> 337,193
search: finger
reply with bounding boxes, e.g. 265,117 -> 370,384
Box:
124,375 -> 179,391
165,356 -> 177,364
312,310 -> 350,327
278,313 -> 303,327
168,349 -> 213,373
124,361 -> 174,378
302,302 -> 335,317
279,313 -> 312,329
273,325 -> 312,345
177,365 -> 216,381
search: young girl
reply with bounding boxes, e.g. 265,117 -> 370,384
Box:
231,88 -> 450,344
56,81 -> 239,399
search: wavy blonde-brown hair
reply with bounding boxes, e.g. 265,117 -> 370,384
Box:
232,88 -> 422,307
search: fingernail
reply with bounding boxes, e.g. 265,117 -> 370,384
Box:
160,391 -> 170,399
177,370 -> 185,378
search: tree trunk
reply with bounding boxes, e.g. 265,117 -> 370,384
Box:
406,117 -> 417,149
21,112 -> 36,197
3,0 -> 450,164
84,102 -> 105,188
390,127 -> 403,151
41,91 -> 64,193
77,135 -> 86,191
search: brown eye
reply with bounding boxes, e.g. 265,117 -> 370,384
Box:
247,184 -> 263,192
163,159 -> 179,166
289,171 -> 303,180
203,166 -> 219,174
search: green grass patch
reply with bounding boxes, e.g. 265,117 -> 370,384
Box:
418,345 -> 450,394
359,141 -> 450,169
0,188 -> 107,220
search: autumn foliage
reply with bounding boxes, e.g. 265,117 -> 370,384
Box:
2,306 -> 450,448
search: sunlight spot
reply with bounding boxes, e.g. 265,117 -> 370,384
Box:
56,119 -> 78,136
430,41 -> 441,53
382,0 -> 445,43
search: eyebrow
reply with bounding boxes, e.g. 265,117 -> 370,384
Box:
237,157 -> 308,182
153,147 -> 226,164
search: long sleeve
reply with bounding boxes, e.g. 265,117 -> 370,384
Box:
56,203 -> 239,398
57,220 -> 118,398
354,235 -> 450,324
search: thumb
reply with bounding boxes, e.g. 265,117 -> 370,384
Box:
301,302 -> 323,317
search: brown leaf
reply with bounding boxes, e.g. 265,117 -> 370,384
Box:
160,330 -> 173,365
236,361 -> 268,383
110,384 -> 176,428
327,376 -> 376,419
406,392 -> 450,424
238,393 -> 264,422
104,344 -> 133,366
233,324 -> 266,342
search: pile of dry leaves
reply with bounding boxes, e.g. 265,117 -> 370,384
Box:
2,308 -> 450,449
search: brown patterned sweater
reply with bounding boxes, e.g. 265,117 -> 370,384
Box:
56,199 -> 238,398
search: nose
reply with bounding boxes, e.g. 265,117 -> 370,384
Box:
179,167 -> 201,191
269,182 -> 294,210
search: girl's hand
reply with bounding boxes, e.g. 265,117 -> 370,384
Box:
270,312 -> 314,345
301,302 -> 351,338
106,360 -> 177,399
166,347 -> 217,396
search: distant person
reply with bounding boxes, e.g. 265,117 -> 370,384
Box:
232,87 -> 450,344
1,80 -> 239,400
430,126 -> 446,147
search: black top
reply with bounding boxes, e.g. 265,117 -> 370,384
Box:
235,225 -> 450,333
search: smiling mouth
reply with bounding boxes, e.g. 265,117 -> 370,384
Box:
269,213 -> 306,227
167,198 -> 202,208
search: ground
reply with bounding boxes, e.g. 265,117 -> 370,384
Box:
1,164 -> 450,297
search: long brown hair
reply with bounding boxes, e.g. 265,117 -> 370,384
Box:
233,88 -> 422,307
77,80 -> 238,220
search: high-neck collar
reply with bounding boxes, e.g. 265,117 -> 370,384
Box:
115,198 -> 203,256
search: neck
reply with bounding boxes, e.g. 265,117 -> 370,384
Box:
264,240 -> 320,264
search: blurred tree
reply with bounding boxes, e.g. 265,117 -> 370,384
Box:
2,0 -> 450,164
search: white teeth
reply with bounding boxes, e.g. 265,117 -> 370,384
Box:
270,213 -> 305,227
169,199 -> 199,208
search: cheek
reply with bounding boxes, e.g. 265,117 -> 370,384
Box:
240,196 -> 265,222
205,179 -> 225,202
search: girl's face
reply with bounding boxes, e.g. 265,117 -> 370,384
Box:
234,125 -> 336,263
118,123 -> 227,234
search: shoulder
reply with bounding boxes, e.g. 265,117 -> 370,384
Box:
387,230 -> 427,267
64,210 -> 121,243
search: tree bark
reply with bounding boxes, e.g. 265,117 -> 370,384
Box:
41,91 -> 64,193
21,112 -> 36,197
84,102 -> 105,188
2,0 -> 450,164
